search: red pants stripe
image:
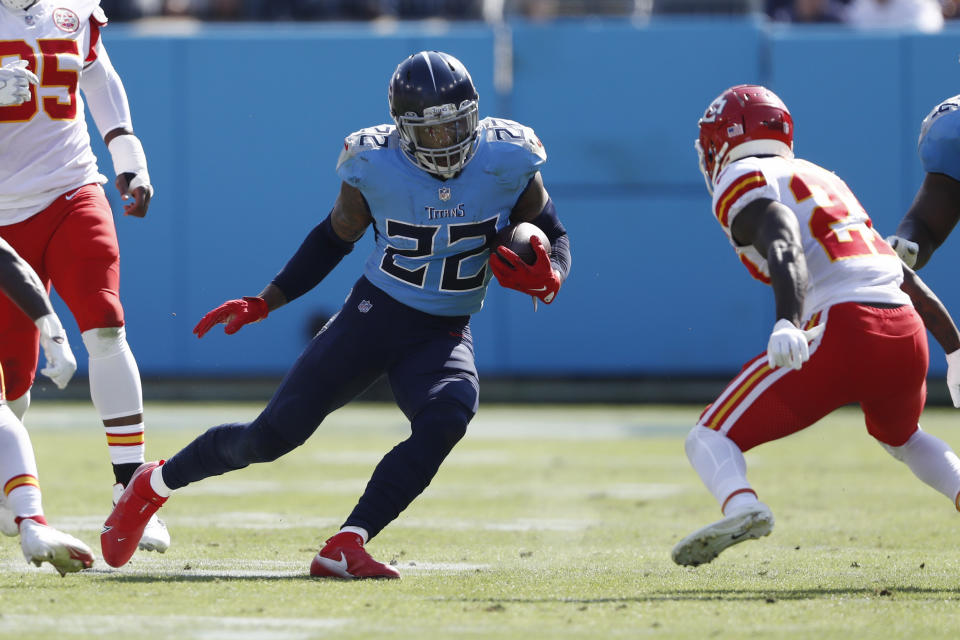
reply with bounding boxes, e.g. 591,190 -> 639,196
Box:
698,303 -> 927,450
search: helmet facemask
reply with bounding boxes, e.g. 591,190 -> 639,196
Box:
396,100 -> 479,179
695,138 -> 729,197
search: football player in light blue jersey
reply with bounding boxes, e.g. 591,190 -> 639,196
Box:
337,111 -> 550,316
101,51 -> 572,578
888,95 -> 960,270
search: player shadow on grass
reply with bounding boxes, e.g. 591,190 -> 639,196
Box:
91,571 -> 314,583
443,586 -> 960,604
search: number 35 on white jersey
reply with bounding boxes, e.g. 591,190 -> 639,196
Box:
0,0 -> 108,222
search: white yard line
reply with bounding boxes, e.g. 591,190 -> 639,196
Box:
0,614 -> 347,640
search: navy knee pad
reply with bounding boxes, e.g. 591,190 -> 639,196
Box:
411,399 -> 474,452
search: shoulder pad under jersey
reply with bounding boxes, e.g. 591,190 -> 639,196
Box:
58,0 -> 107,25
711,157 -> 777,231
480,117 -> 547,163
918,95 -> 960,182
336,124 -> 397,187
338,125 -> 395,167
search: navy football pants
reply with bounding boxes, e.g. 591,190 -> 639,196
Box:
162,276 -> 479,539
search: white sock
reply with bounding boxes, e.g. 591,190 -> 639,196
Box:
882,427 -> 960,509
341,526 -> 369,543
723,491 -> 760,515
6,485 -> 43,521
82,327 -> 146,465
150,466 -> 172,498
0,405 -> 43,519
685,425 -> 757,514
6,391 -> 29,423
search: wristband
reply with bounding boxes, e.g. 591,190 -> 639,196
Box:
107,134 -> 151,185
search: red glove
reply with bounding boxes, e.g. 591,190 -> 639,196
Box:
489,235 -> 561,304
193,296 -> 269,338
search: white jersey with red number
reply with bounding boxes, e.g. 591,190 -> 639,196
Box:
712,156 -> 909,318
0,0 -> 107,224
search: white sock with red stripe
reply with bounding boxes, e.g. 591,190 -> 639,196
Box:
0,405 -> 44,520
685,425 -> 759,515
82,327 -> 145,466
7,486 -> 43,524
881,427 -> 960,510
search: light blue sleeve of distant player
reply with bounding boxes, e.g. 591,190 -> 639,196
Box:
918,99 -> 960,182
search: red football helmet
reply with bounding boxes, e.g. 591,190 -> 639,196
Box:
696,84 -> 794,194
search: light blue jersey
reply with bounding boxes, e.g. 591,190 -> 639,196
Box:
918,95 -> 960,182
337,117 -> 546,316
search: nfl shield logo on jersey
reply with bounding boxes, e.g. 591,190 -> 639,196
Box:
357,300 -> 373,313
438,187 -> 451,202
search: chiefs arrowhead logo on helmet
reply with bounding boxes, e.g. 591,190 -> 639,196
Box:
696,84 -> 794,195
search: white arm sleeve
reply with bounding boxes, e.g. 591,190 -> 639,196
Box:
79,40 -> 132,137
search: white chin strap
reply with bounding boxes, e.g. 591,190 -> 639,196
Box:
2,0 -> 37,10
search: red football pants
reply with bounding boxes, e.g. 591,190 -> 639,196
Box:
697,302 -> 928,449
0,184 -> 124,400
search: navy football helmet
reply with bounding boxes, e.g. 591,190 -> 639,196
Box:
388,51 -> 480,179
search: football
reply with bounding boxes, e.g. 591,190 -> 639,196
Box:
492,222 -> 550,266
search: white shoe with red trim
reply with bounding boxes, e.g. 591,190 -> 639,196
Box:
20,518 -> 94,576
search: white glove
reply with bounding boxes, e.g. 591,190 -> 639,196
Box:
946,349 -> 960,408
886,235 -> 919,268
0,60 -> 38,107
766,319 -> 824,370
35,314 -> 77,390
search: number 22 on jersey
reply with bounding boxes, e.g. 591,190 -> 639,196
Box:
0,39 -> 79,123
789,171 -> 895,261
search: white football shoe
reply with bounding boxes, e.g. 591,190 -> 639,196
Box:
113,482 -> 170,553
0,496 -> 19,536
672,502 -> 774,567
19,518 -> 94,576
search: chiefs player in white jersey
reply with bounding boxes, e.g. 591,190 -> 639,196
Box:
672,84 -> 960,566
0,0 -> 167,554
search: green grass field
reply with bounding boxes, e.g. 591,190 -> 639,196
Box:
3,401 -> 960,639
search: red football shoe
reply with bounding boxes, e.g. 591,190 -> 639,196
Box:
310,531 -> 400,579
101,461 -> 167,568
